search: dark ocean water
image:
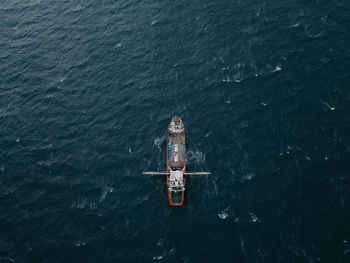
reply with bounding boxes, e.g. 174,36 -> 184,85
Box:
1,0 -> 350,262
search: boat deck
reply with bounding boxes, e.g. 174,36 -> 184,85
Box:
168,132 -> 185,169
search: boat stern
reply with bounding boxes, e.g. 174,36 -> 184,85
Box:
166,170 -> 186,206
168,190 -> 185,206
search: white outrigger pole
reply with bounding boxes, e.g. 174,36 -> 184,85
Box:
142,172 -> 211,175
142,171 -> 211,192
142,170 -> 210,195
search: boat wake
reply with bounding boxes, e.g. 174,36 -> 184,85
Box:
153,136 -> 166,151
187,150 -> 206,165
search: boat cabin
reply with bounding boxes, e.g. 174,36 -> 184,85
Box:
168,170 -> 185,192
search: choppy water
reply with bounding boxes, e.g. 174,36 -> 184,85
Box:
1,0 -> 350,262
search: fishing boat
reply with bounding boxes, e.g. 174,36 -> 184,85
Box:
143,116 -> 210,206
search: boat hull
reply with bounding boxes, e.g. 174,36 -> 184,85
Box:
166,117 -> 186,206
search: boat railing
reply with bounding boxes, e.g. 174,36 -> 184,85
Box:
169,126 -> 184,133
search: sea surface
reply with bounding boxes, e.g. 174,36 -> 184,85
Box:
1,0 -> 350,262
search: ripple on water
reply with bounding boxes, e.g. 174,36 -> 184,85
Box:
153,248 -> 176,261
272,65 -> 282,73
249,212 -> 259,223
289,22 -> 300,28
218,206 -> 230,220
72,197 -> 87,209
154,136 -> 166,151
99,185 -> 114,202
187,150 -> 206,164
238,173 -> 255,184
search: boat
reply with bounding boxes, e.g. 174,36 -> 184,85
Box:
143,116 -> 210,206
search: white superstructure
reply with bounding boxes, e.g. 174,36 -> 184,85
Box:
168,170 -> 185,192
